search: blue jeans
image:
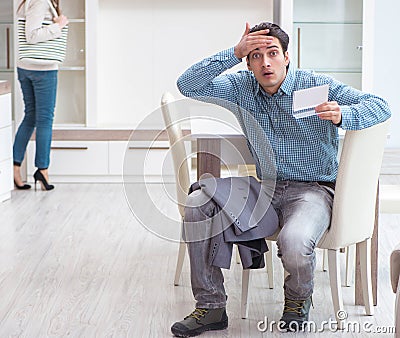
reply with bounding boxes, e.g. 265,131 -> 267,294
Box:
184,180 -> 333,309
13,68 -> 58,169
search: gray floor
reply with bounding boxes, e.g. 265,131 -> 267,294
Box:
0,176 -> 398,337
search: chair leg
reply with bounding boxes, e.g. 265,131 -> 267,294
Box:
395,284 -> 400,337
345,244 -> 356,287
265,240 -> 274,289
283,269 -> 289,280
174,241 -> 186,286
322,249 -> 328,271
236,245 -> 241,264
241,269 -> 250,319
328,249 -> 345,330
359,239 -> 374,315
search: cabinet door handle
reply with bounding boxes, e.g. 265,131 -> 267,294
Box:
128,146 -> 170,150
297,27 -> 301,69
6,27 -> 10,69
51,146 -> 89,150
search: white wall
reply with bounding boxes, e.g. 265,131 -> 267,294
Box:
373,0 -> 400,148
97,0 -> 273,128
97,0 -> 398,146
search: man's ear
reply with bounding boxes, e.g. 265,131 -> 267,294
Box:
246,57 -> 252,71
284,51 -> 290,66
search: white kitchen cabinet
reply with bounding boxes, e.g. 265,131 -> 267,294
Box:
54,0 -> 97,127
1,0 -> 14,121
0,81 -> 13,202
0,123 -> 12,160
293,23 -> 362,69
121,141 -> 174,180
277,0 -> 374,91
108,141 -> 127,176
13,0 -> 97,128
26,139 -> 175,183
0,1 -> 13,72
27,141 -> 109,181
0,159 -> 13,200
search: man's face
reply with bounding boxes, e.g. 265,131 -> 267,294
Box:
247,37 -> 289,95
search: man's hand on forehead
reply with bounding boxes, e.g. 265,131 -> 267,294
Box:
234,22 -> 274,60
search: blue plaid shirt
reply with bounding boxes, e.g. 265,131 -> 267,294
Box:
177,47 -> 391,182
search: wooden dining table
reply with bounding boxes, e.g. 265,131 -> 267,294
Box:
194,133 -> 378,306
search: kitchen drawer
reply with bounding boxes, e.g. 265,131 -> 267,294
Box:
0,125 -> 12,161
0,93 -> 11,129
108,141 -> 128,175
111,140 -> 174,177
0,158 -> 13,198
27,141 -> 109,176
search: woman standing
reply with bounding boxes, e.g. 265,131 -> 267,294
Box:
13,0 -> 68,191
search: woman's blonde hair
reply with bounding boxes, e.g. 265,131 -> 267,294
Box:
18,0 -> 61,16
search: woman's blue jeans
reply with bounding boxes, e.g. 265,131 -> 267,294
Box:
13,68 -> 58,169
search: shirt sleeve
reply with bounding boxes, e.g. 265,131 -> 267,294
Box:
24,0 -> 62,44
327,76 -> 391,130
177,47 -> 244,103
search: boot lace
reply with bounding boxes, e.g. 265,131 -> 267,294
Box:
283,300 -> 305,315
283,297 -> 313,315
185,308 -> 209,320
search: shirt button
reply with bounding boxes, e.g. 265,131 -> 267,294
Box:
274,118 -> 278,123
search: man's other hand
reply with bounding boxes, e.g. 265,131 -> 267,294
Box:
315,101 -> 342,125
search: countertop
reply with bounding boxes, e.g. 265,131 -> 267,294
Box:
0,81 -> 11,95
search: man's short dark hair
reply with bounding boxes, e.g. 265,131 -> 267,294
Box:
249,22 -> 289,53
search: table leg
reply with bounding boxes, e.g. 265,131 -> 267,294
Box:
197,139 -> 221,179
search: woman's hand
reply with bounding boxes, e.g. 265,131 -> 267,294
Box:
53,15 -> 69,28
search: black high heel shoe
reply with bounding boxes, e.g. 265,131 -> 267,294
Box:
33,169 -> 54,191
14,180 -> 31,190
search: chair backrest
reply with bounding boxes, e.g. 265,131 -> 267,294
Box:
237,164 -> 258,179
318,119 -> 390,249
161,92 -> 191,217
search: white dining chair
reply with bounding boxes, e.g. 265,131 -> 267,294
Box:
161,92 -> 254,317
161,92 -> 191,286
240,119 -> 390,327
317,118 -> 390,328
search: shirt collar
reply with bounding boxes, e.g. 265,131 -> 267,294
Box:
253,62 -> 296,97
280,62 -> 296,95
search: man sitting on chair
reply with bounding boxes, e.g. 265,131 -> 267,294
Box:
171,22 -> 391,337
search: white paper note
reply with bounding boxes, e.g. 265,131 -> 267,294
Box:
292,84 -> 329,119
